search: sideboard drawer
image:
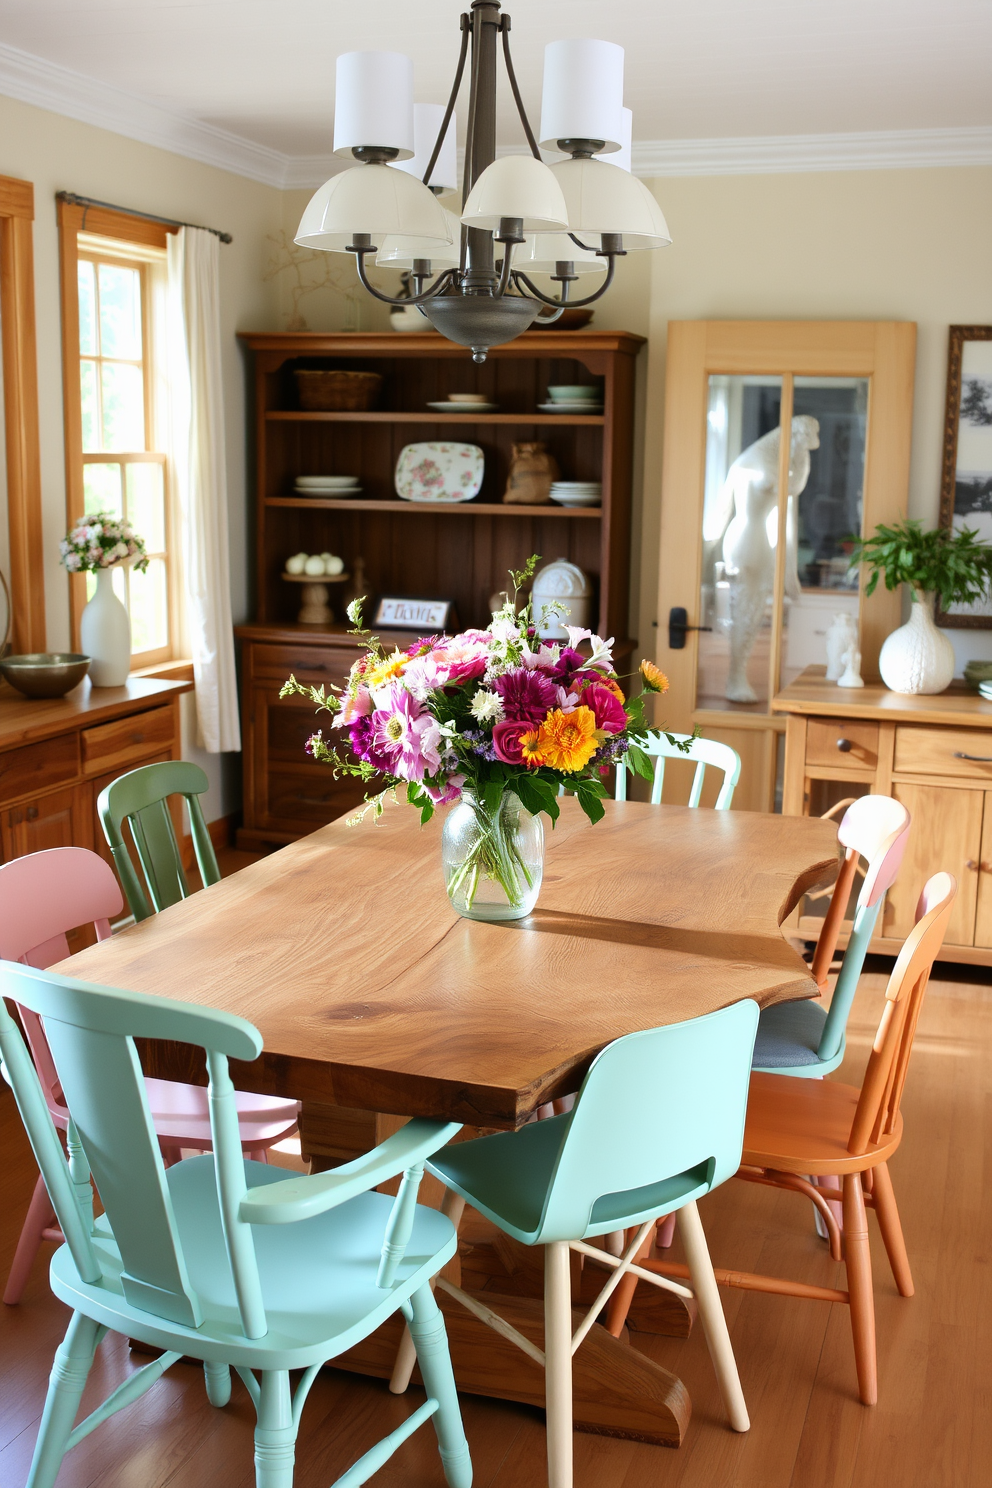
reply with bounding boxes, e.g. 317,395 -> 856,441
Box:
0,733 -> 80,803
251,643 -> 352,684
806,718 -> 879,769
82,706 -> 175,776
893,725 -> 992,781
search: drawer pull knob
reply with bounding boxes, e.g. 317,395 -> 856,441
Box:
131,733 -> 145,743
953,751 -> 992,762
836,737 -> 853,753
26,806 -> 38,821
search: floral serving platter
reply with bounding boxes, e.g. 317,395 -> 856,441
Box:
395,441 -> 485,503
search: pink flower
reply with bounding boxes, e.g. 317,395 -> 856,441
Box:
494,667 -> 557,723
423,772 -> 465,805
581,684 -> 627,735
370,685 -> 442,782
426,638 -> 489,688
493,719 -> 534,765
335,684 -> 372,726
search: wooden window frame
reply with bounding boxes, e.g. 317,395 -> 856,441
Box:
58,200 -> 179,666
0,174 -> 45,652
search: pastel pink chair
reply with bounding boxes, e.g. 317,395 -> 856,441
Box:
1,847 -> 299,1305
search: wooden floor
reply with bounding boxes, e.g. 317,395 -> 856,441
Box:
1,944 -> 990,1487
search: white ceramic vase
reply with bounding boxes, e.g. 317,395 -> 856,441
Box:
80,566 -> 131,687
878,589 -> 955,696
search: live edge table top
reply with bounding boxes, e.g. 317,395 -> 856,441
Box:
55,800 -> 838,1128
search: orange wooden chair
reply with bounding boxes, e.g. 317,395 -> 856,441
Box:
606,872 -> 955,1405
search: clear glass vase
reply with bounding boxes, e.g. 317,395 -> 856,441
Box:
442,790 -> 544,922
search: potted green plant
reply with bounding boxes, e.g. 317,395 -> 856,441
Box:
850,519 -> 992,694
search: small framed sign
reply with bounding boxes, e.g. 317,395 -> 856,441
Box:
373,596 -> 456,631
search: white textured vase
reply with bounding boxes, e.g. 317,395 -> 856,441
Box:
80,567 -> 131,687
878,590 -> 955,695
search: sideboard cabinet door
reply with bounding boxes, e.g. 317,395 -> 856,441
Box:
885,782 -> 982,947
1,784 -> 93,860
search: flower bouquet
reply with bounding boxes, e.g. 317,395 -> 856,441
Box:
282,557 -> 691,921
59,512 -> 149,573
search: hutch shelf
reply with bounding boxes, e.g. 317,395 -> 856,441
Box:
236,329 -> 645,849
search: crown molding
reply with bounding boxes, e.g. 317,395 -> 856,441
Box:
1,40 -> 990,193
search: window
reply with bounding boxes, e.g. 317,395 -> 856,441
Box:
59,201 -> 179,668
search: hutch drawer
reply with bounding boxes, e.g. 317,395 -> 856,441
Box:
0,734 -> 79,803
250,643 -> 352,684
806,718 -> 878,770
893,725 -> 992,781
81,706 -> 175,775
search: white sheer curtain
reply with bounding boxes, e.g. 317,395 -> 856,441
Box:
167,227 -> 241,753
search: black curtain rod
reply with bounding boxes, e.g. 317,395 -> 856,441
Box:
56,192 -> 233,244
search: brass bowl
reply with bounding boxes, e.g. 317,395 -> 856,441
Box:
0,652 -> 91,699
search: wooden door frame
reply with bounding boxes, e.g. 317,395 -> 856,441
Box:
655,320 -> 916,806
0,174 -> 46,652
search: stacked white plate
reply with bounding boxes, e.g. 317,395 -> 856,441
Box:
549,481 -> 602,508
293,475 -> 362,497
979,681 -> 992,701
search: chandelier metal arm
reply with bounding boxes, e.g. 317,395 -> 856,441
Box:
423,13 -> 470,190
499,16 -> 542,162
352,253 -> 459,308
512,254 -> 618,309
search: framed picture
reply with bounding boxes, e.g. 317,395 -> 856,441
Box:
937,325 -> 992,628
373,596 -> 456,631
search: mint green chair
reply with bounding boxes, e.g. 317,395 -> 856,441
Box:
97,761 -> 220,922
399,1002 -> 758,1488
616,731 -> 741,809
0,963 -> 472,1488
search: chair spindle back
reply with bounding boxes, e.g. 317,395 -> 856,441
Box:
615,732 -> 741,810
97,761 -> 220,922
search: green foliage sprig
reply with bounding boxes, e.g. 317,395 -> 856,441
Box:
849,519 -> 992,609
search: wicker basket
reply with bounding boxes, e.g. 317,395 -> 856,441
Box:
294,369 -> 383,412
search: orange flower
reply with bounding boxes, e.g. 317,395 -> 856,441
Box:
639,659 -> 669,695
536,706 -> 600,772
575,673 -> 625,703
519,727 -> 546,768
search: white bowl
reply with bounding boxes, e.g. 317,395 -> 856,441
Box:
296,475 -> 360,487
549,490 -> 602,507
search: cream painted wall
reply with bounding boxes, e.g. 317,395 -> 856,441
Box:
637,165 -> 992,677
0,92 -> 284,819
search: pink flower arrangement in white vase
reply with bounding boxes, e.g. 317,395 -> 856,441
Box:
60,512 -> 148,687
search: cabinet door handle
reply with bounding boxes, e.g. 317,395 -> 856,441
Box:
836,737 -> 853,752
131,732 -> 145,744
26,805 -> 38,821
967,859 -> 979,870
954,751 -> 992,762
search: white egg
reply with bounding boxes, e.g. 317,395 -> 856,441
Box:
304,555 -> 326,576
285,553 -> 307,575
324,555 -> 345,576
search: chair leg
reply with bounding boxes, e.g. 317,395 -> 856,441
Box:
408,1283 -> 473,1488
390,1189 -> 465,1397
254,1371 -> 297,1488
544,1241 -> 573,1488
656,1212 -> 677,1249
677,1201 -> 749,1432
870,1161 -> 914,1298
4,1173 -> 57,1305
842,1172 -> 877,1405
25,1311 -> 102,1488
604,1226 -> 652,1337
204,1360 -> 232,1407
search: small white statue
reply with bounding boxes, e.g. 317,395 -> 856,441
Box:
837,646 -> 865,688
714,415 -> 821,703
825,612 -> 859,682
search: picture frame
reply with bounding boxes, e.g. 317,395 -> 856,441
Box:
936,325 -> 992,628
372,596 -> 456,631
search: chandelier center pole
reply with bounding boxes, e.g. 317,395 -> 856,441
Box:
463,2 -> 502,294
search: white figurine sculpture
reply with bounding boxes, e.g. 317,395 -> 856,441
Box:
825,612 -> 859,682
715,415 -> 821,703
838,646 -> 865,688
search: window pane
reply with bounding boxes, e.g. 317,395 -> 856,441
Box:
78,262 -> 97,355
129,558 -> 169,653
80,360 -> 99,451
98,263 -> 142,360
126,463 -> 166,552
83,463 -> 123,517
101,362 -> 145,450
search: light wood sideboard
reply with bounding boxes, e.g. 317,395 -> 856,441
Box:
773,665 -> 992,966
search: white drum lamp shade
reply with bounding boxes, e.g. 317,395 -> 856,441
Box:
539,39 -> 624,153
377,207 -> 462,269
333,52 -> 415,159
550,157 -> 671,249
394,104 -> 458,193
516,233 -> 606,275
603,107 -> 633,173
461,156 -> 569,232
295,165 -> 453,253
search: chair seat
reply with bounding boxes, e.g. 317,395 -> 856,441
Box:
750,998 -> 843,1076
429,1113 -> 712,1245
49,1155 -> 456,1371
742,1071 -> 903,1176
143,1078 -> 299,1149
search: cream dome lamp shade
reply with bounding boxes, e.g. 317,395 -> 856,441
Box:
394,103 -> 458,193
333,52 -> 415,160
461,156 -> 569,233
295,165 -> 453,253
376,207 -> 462,270
550,156 -> 671,249
539,39 -> 624,153
515,233 -> 606,276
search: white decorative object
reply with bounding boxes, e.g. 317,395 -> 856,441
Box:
304,554 -> 326,576
531,559 -> 592,639
285,552 -> 307,575
825,612 -> 859,681
395,441 -> 484,503
838,647 -> 865,688
879,590 -> 956,695
80,568 -> 131,687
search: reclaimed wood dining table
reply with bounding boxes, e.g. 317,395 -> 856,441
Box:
55,797 -> 838,1448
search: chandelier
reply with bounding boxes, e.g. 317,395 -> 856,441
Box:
296,1 -> 670,362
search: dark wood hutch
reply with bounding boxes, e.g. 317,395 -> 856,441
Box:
235,329 -> 645,849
